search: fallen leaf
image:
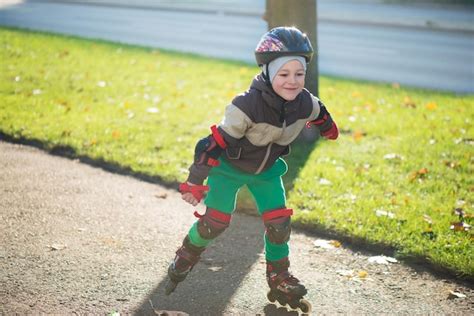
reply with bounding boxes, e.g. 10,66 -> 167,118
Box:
358,270 -> 369,279
423,214 -> 433,224
352,130 -> 366,141
319,178 -> 332,186
148,300 -> 189,316
154,192 -> 168,199
152,96 -> 162,104
208,266 -> 222,272
444,160 -> 460,169
314,239 -> 340,249
409,168 -> 429,181
425,102 -> 438,110
383,153 -> 403,161
403,96 -> 416,108
453,208 -> 465,218
450,222 -> 471,232
336,269 -> 355,278
368,255 -> 398,265
418,168 -> 429,175
147,107 -> 159,114
111,130 -> 121,139
49,243 -> 67,251
448,290 -> 466,299
375,209 -> 395,219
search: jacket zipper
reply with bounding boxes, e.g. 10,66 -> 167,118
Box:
256,142 -> 273,174
255,101 -> 288,174
255,119 -> 287,174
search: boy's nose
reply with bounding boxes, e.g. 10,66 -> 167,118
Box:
289,75 -> 298,84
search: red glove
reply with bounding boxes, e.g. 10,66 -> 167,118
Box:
306,104 -> 339,140
321,121 -> 339,140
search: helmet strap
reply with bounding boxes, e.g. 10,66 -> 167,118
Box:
262,64 -> 271,85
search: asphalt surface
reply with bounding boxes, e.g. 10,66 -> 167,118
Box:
1,140 -> 473,315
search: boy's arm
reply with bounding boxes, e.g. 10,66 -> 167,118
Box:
186,103 -> 251,185
186,125 -> 227,185
306,98 -> 339,140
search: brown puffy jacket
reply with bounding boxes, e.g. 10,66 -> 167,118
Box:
187,74 -> 323,184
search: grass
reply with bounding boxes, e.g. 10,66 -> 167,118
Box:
1,27 -> 473,278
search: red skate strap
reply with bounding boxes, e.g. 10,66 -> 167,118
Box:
194,208 -> 231,223
262,208 -> 293,221
272,270 -> 293,286
207,157 -> 220,167
211,125 -> 227,149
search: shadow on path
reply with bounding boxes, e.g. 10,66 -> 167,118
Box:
135,212 -> 265,315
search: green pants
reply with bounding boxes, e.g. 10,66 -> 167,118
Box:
188,157 -> 290,261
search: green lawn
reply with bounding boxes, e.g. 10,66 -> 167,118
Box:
1,27 -> 472,278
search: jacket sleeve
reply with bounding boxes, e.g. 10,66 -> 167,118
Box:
307,95 -> 339,140
218,103 -> 252,144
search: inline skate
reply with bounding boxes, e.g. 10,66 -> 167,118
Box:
165,236 -> 205,295
266,257 -> 312,314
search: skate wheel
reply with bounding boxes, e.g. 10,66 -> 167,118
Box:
267,290 -> 277,303
164,280 -> 178,296
299,299 -> 312,314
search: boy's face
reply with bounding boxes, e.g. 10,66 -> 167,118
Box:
271,60 -> 306,101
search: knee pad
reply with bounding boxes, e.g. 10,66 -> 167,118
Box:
197,208 -> 231,240
263,208 -> 293,244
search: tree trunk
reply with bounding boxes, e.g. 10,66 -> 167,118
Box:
265,0 -> 318,97
265,0 -> 319,142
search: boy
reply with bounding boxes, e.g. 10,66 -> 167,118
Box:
166,26 -> 338,312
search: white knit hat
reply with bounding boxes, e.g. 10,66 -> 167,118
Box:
262,56 -> 307,83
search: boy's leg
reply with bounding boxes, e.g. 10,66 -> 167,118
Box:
247,159 -> 307,303
166,162 -> 243,294
187,167 -> 242,247
247,158 -> 289,261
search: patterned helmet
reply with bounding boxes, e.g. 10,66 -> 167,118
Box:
255,26 -> 314,66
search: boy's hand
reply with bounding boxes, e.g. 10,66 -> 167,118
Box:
182,191 -> 199,206
306,104 -> 339,140
179,182 -> 209,206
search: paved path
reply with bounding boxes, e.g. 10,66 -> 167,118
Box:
0,0 -> 473,92
1,140 -> 473,315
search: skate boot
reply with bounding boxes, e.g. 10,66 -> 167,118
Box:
165,236 -> 205,295
266,257 -> 312,314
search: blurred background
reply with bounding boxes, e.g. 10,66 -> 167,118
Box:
0,0 -> 473,93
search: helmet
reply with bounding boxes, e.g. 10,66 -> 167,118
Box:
255,26 -> 314,66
